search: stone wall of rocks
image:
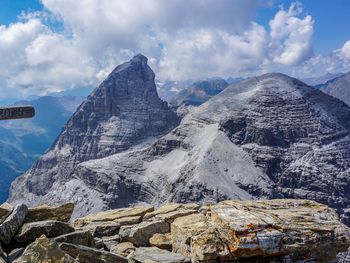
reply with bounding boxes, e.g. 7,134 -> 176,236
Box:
0,199 -> 349,262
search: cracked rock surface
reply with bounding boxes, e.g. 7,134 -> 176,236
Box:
1,200 -> 349,262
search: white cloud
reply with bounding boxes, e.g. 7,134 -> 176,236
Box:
268,2 -> 314,66
157,23 -> 267,80
340,40 -> 350,59
2,0 -> 349,98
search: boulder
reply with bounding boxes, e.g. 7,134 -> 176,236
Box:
101,234 -> 121,250
0,204 -> 28,244
74,205 -> 154,227
110,242 -> 135,257
6,248 -> 25,262
152,210 -> 198,223
149,233 -> 172,251
0,203 -> 13,223
144,204 -> 182,220
144,203 -> 199,220
171,213 -> 209,258
59,242 -> 128,263
54,231 -> 95,247
338,247 -> 350,263
13,235 -> 74,263
76,221 -> 120,238
173,199 -> 350,262
93,238 -> 104,250
114,216 -> 142,226
25,203 -> 74,223
128,247 -> 190,263
119,220 -> 170,246
15,220 -> 74,243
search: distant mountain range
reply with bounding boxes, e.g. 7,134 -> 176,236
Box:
156,77 -> 242,102
302,72 -> 343,86
0,96 -> 84,202
9,55 -> 350,228
170,79 -> 229,108
317,71 -> 350,106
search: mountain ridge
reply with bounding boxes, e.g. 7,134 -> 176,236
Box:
9,58 -> 350,225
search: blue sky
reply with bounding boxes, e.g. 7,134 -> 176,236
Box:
0,0 -> 43,24
256,0 -> 350,55
0,0 -> 350,98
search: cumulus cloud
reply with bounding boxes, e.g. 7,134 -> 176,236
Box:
340,40 -> 350,59
1,0 -> 348,98
268,2 -> 314,66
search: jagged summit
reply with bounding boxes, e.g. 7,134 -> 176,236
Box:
9,55 -> 179,210
108,53 -> 152,80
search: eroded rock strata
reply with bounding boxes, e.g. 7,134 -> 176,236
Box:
0,200 -> 349,262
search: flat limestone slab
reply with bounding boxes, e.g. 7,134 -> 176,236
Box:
25,203 -> 74,223
187,199 -> 350,261
129,247 -> 190,263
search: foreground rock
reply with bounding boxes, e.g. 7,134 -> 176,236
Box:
0,203 -> 12,224
13,235 -> 74,263
129,246 -> 190,263
15,220 -> 75,243
119,220 -> 170,246
0,200 -> 349,262
190,199 -> 350,261
25,203 -> 74,223
59,242 -> 127,263
339,247 -> 350,263
54,231 -> 95,247
0,204 -> 27,244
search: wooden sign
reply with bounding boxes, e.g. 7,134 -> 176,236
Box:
0,106 -> 35,120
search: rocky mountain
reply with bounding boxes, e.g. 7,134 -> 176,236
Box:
0,96 -> 84,203
9,58 -> 350,226
170,79 -> 229,107
318,71 -> 350,106
9,54 -> 179,215
0,199 -> 349,262
302,72 -> 343,86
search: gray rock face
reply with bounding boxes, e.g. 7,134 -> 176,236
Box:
339,247 -> 350,263
119,220 -> 170,246
9,54 -> 179,214
318,71 -> 350,106
64,73 -> 350,223
54,231 -> 95,247
129,247 -> 190,263
59,242 -> 128,263
0,204 -> 28,244
15,220 -> 75,243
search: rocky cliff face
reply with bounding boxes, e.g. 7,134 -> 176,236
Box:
318,71 -> 350,106
9,54 -> 179,213
9,60 -> 350,225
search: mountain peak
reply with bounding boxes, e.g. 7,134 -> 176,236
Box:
108,54 -> 153,81
131,53 -> 148,64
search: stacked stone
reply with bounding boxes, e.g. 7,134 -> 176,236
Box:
0,199 -> 349,262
